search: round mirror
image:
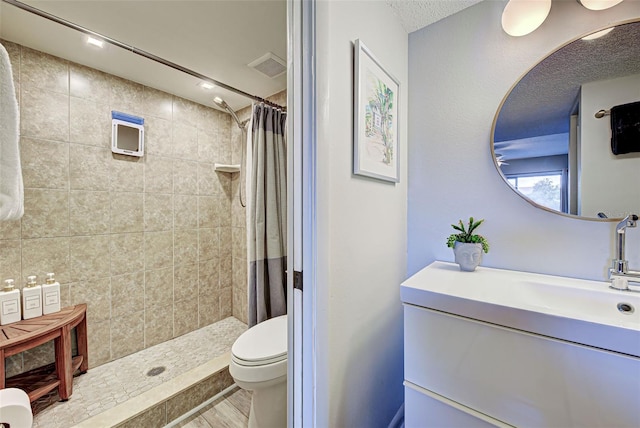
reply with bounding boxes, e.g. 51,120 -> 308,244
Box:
492,20 -> 640,220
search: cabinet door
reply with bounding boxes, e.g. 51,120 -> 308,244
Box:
404,304 -> 640,427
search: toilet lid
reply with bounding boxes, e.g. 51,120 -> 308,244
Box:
232,315 -> 287,365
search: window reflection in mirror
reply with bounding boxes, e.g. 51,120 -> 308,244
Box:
492,19 -> 640,220
506,173 -> 564,212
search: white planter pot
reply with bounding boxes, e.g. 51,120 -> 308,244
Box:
453,242 -> 483,272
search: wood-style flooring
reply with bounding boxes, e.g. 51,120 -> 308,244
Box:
175,387 -> 251,428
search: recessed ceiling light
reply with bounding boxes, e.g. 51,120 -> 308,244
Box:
581,27 -> 615,40
87,36 -> 104,48
199,82 -> 215,90
578,0 -> 624,11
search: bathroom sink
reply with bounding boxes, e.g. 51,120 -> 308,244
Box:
516,279 -> 639,324
401,261 -> 640,357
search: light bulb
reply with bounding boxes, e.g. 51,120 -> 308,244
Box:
578,0 -> 624,11
502,0 -> 552,37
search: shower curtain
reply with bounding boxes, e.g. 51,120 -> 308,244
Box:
247,103 -> 287,327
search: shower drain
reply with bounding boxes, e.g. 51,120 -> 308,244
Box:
146,366 -> 166,377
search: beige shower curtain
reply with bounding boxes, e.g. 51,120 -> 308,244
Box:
248,103 -> 287,327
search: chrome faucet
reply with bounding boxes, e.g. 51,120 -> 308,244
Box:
609,214 -> 640,291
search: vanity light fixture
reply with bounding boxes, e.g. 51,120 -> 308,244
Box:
86,36 -> 104,48
502,0 -> 552,37
581,27 -> 615,40
578,0 -> 624,11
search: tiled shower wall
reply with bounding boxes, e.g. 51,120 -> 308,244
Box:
0,40 -> 239,374
230,91 -> 287,325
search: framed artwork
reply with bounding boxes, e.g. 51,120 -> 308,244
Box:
353,39 -> 400,183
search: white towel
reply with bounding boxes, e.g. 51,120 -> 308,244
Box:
0,41 -> 23,221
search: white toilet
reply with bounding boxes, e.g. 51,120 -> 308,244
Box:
229,314 -> 287,428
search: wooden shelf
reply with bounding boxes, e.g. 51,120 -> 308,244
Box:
6,363 -> 61,402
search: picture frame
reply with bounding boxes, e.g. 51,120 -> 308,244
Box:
353,39 -> 400,183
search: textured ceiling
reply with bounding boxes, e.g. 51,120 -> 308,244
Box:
386,0 -> 484,33
495,21 -> 640,153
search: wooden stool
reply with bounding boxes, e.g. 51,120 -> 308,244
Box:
0,304 -> 88,402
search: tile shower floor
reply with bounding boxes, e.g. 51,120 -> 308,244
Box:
32,317 -> 247,428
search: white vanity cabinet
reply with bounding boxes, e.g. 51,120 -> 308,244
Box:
402,262 -> 640,428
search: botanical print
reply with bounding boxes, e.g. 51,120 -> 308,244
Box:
364,70 -> 395,166
354,39 -> 399,182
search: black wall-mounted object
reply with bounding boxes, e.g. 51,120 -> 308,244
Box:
610,100 -> 640,155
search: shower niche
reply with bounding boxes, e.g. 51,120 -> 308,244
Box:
111,111 -> 145,157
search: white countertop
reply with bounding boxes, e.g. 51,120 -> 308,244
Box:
401,261 -> 640,357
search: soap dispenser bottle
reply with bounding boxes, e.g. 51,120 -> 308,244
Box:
1,279 -> 22,325
22,275 -> 43,319
42,273 -> 61,315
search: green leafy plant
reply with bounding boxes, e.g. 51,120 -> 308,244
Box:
446,217 -> 489,253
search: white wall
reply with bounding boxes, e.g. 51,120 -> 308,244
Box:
315,1 -> 408,426
408,1 -> 640,278
580,73 -> 640,218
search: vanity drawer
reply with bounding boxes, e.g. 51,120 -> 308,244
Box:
404,381 -> 507,428
404,304 -> 640,427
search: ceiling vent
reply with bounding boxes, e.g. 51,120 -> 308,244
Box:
248,52 -> 286,78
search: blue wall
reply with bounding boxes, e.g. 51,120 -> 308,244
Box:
407,1 -> 640,279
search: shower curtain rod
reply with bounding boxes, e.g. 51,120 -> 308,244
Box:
2,0 -> 285,110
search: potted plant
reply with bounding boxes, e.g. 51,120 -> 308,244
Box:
446,217 -> 489,271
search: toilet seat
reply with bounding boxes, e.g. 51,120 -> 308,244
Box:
232,352 -> 286,366
232,315 -> 287,367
